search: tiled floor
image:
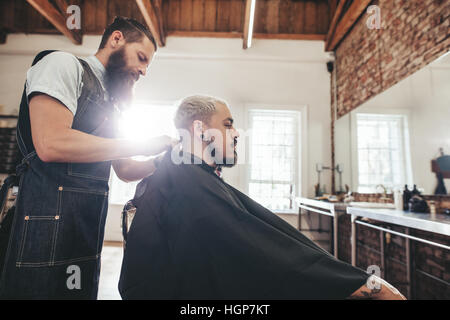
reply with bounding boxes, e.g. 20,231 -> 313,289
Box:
98,243 -> 123,300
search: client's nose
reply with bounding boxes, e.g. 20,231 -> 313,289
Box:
234,129 -> 240,139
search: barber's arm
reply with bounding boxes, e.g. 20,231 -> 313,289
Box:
112,149 -> 172,182
29,94 -> 173,163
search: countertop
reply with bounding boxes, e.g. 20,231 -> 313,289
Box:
347,207 -> 450,237
295,197 -> 349,212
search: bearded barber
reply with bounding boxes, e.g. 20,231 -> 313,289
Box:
0,17 -> 175,299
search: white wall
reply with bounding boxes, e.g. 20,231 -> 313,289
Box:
335,53 -> 450,194
334,113 -> 352,192
0,34 -> 332,240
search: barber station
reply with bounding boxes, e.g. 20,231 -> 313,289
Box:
0,0 -> 448,302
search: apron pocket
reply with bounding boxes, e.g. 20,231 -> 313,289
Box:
16,216 -> 58,267
53,186 -> 108,264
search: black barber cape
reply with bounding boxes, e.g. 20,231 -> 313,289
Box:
118,153 -> 370,299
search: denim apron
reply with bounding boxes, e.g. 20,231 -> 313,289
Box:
0,52 -> 118,299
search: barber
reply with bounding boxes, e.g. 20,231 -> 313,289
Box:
0,16 -> 175,299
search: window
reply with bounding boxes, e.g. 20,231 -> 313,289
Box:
248,109 -> 301,212
109,103 -> 177,205
354,113 -> 412,193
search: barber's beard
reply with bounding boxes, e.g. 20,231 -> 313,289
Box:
105,47 -> 137,107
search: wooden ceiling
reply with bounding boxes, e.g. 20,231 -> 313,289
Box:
0,0 -> 372,51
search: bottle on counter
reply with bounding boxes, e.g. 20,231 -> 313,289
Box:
412,184 -> 420,196
403,185 -> 411,211
394,189 -> 403,211
428,201 -> 436,219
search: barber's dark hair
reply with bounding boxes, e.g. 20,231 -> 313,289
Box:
99,16 -> 157,50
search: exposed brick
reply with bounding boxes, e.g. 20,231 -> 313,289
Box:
334,0 -> 450,118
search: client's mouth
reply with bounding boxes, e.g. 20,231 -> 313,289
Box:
129,71 -> 139,83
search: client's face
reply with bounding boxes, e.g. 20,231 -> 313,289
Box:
206,103 -> 240,167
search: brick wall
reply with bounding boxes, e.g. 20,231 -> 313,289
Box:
349,193 -> 450,213
423,195 -> 450,213
352,192 -> 393,203
337,210 -> 352,263
332,0 -> 450,118
412,229 -> 450,299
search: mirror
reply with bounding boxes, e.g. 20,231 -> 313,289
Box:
334,51 -> 450,195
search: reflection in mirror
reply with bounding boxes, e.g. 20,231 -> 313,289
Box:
335,51 -> 450,195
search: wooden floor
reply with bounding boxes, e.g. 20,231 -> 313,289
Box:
98,242 -> 123,300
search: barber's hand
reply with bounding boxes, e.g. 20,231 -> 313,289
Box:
142,135 -> 179,156
152,149 -> 167,169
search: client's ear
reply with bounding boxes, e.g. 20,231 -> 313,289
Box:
192,120 -> 205,141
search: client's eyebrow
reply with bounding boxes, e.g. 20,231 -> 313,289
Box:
223,117 -> 234,125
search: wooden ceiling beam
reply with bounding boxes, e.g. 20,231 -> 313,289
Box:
52,0 -> 69,15
136,0 -> 165,47
326,0 -> 347,50
243,0 -> 256,49
326,0 -> 372,51
152,0 -> 165,45
26,0 -> 82,44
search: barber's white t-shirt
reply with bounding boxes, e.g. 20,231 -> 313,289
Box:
26,51 -> 107,115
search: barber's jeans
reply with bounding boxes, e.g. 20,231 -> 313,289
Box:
0,152 -> 109,299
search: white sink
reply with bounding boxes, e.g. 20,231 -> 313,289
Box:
348,202 -> 395,209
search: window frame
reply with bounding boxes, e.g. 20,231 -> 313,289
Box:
350,108 -> 413,193
244,104 -> 308,214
